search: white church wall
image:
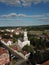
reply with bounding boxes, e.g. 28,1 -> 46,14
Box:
18,30 -> 30,49
18,40 -> 22,48
21,41 -> 30,48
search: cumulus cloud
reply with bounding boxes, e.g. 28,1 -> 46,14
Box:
18,14 -> 27,17
1,12 -> 49,17
0,0 -> 21,5
32,0 -> 49,4
1,13 -> 17,18
32,14 -> 49,22
0,0 -> 49,6
0,13 -> 49,22
1,13 -> 43,18
21,0 -> 33,6
38,17 -> 49,22
1,13 -> 28,18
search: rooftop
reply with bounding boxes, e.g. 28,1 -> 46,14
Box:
0,47 -> 8,55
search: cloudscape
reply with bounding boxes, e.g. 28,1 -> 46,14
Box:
0,0 -> 49,26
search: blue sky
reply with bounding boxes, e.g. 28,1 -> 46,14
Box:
0,0 -> 49,26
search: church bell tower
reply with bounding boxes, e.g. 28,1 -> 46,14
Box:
24,30 -> 28,41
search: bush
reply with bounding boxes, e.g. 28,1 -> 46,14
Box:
22,45 -> 34,53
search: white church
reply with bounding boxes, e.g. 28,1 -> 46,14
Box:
18,30 -> 30,49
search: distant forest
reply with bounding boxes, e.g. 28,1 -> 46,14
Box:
0,25 -> 49,31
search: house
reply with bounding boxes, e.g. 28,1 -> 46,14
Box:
1,38 -> 13,46
18,30 -> 30,49
14,29 -> 21,35
6,40 -> 13,45
0,47 -> 10,65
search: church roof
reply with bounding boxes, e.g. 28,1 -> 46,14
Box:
19,37 -> 24,42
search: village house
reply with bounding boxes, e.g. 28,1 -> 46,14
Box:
1,38 -> 13,46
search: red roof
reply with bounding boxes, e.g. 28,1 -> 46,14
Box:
0,47 -> 10,65
1,38 -> 13,44
0,47 -> 8,55
42,60 -> 49,65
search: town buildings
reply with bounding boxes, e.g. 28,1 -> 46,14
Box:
1,38 -> 13,46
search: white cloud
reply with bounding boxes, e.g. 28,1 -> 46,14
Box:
1,12 -> 49,17
0,13 -> 49,22
45,13 -> 49,16
0,0 -> 49,6
1,13 -> 43,18
0,0 -> 21,5
21,0 -> 42,6
1,13 -> 17,18
18,14 -> 27,17
21,0 -> 33,6
32,13 -> 49,22
38,17 -> 49,22
32,0 -> 49,4
1,13 -> 28,18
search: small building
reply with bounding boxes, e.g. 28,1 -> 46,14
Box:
6,40 -> 13,45
14,29 -> 21,35
1,39 -> 13,46
18,30 -> 30,49
0,47 -> 10,65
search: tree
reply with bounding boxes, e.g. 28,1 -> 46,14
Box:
22,45 -> 34,53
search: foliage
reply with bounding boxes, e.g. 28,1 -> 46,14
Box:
22,45 -> 34,53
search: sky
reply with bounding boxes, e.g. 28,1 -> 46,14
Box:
0,0 -> 49,27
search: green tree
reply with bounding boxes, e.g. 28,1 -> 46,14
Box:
22,45 -> 34,53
